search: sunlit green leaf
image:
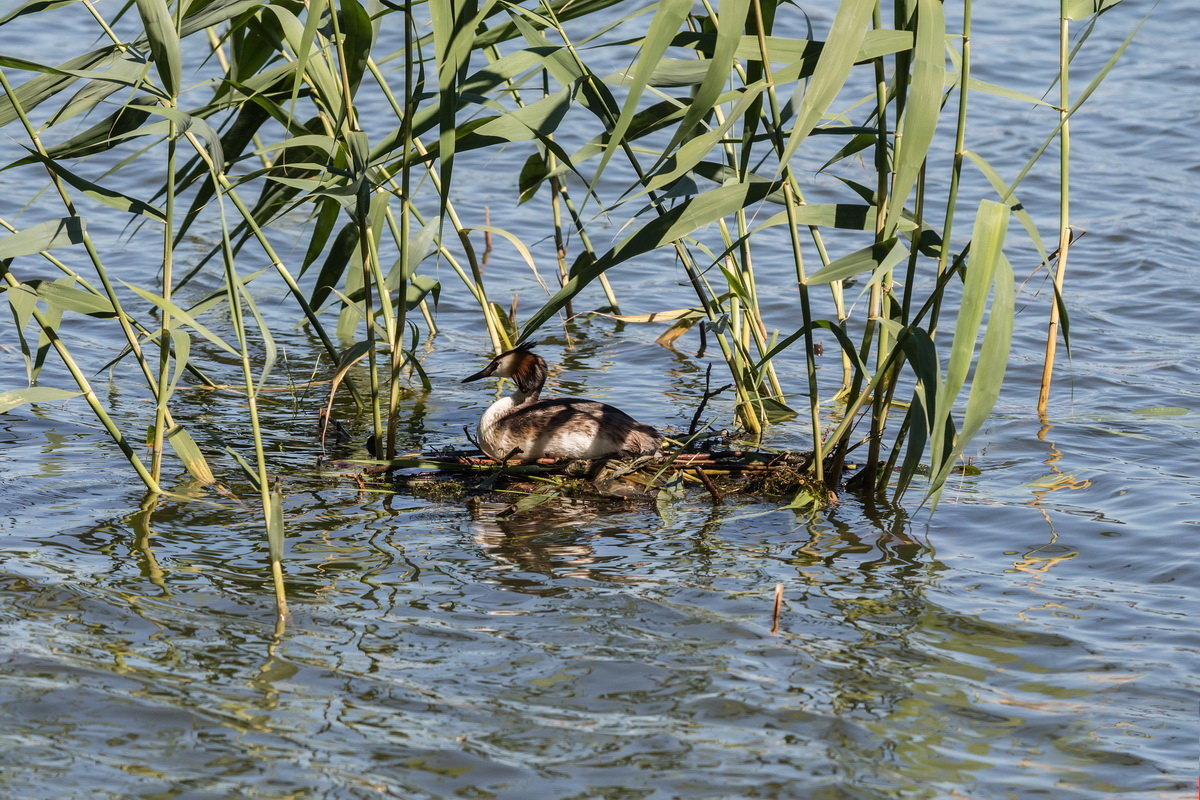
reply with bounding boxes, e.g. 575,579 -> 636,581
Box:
35,279 -> 117,317
0,0 -> 78,25
1064,0 -> 1123,20
780,0 -> 875,165
122,281 -> 239,355
166,424 -> 215,484
0,386 -> 81,414
884,0 -> 944,234
805,238 -> 908,285
589,0 -> 691,187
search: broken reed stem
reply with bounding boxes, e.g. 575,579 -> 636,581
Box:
693,467 -> 723,504
771,583 -> 784,635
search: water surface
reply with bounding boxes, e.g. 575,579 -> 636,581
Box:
0,1 -> 1196,797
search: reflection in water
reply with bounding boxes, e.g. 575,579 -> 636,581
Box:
469,500 -> 605,591
0,459 -> 1191,798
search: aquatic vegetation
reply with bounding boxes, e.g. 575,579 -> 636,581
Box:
0,0 -> 1138,608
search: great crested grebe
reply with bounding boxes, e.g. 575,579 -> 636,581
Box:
462,344 -> 661,462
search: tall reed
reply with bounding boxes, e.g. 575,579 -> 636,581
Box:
0,0 -> 1138,535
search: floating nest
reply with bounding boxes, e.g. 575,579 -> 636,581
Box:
347,444 -> 830,513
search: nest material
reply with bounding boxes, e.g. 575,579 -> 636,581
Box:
362,447 -> 824,510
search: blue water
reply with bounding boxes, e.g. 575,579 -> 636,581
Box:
0,1 -> 1196,798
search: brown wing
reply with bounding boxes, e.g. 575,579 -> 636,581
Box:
504,399 -> 660,458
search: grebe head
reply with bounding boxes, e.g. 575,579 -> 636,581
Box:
462,343 -> 548,396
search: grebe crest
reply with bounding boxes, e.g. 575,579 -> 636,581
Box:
463,344 -> 660,462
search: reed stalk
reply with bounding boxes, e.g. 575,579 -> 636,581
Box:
0,68 -> 171,491
385,0 -> 418,460
1038,7 -> 1071,414
933,0 -> 971,335
217,195 -> 288,617
1,269 -> 161,493
745,0 -> 825,482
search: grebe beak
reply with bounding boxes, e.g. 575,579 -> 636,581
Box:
462,362 -> 496,383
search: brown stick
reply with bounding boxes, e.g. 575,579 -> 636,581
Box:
688,364 -> 734,438
770,583 -> 784,635
693,467 -> 723,504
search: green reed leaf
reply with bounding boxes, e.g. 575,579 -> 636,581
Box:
884,0 -> 944,234
0,0 -> 77,25
780,0 -> 875,166
752,204 -> 917,233
632,59 -> 708,87
473,0 -> 634,50
887,323 -> 940,500
134,0 -> 181,97
45,57 -> 153,128
34,279 -> 117,317
339,0 -> 375,93
663,0 -> 750,157
179,0 -> 261,37
0,47 -> 118,126
639,89 -> 769,197
291,0 -> 329,110
128,104 -> 224,166
122,281 -> 239,355
25,151 -> 167,222
29,288 -> 64,384
34,105 -> 152,162
805,237 -> 908,285
1064,0 -> 1123,19
4,283 -> 37,379
518,152 -> 550,204
966,77 -> 1054,107
430,0 -> 500,218
927,199 -> 1011,502
0,386 -> 82,414
667,29 -> 912,71
452,88 -> 573,150
958,253 -> 1014,449
590,0 -> 691,186
166,424 -> 216,484
0,217 -> 85,258
311,222 -> 360,311
405,275 -> 440,311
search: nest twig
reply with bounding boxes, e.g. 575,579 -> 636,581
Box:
343,445 -> 819,509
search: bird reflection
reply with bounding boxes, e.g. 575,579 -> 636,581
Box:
469,500 -> 607,593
